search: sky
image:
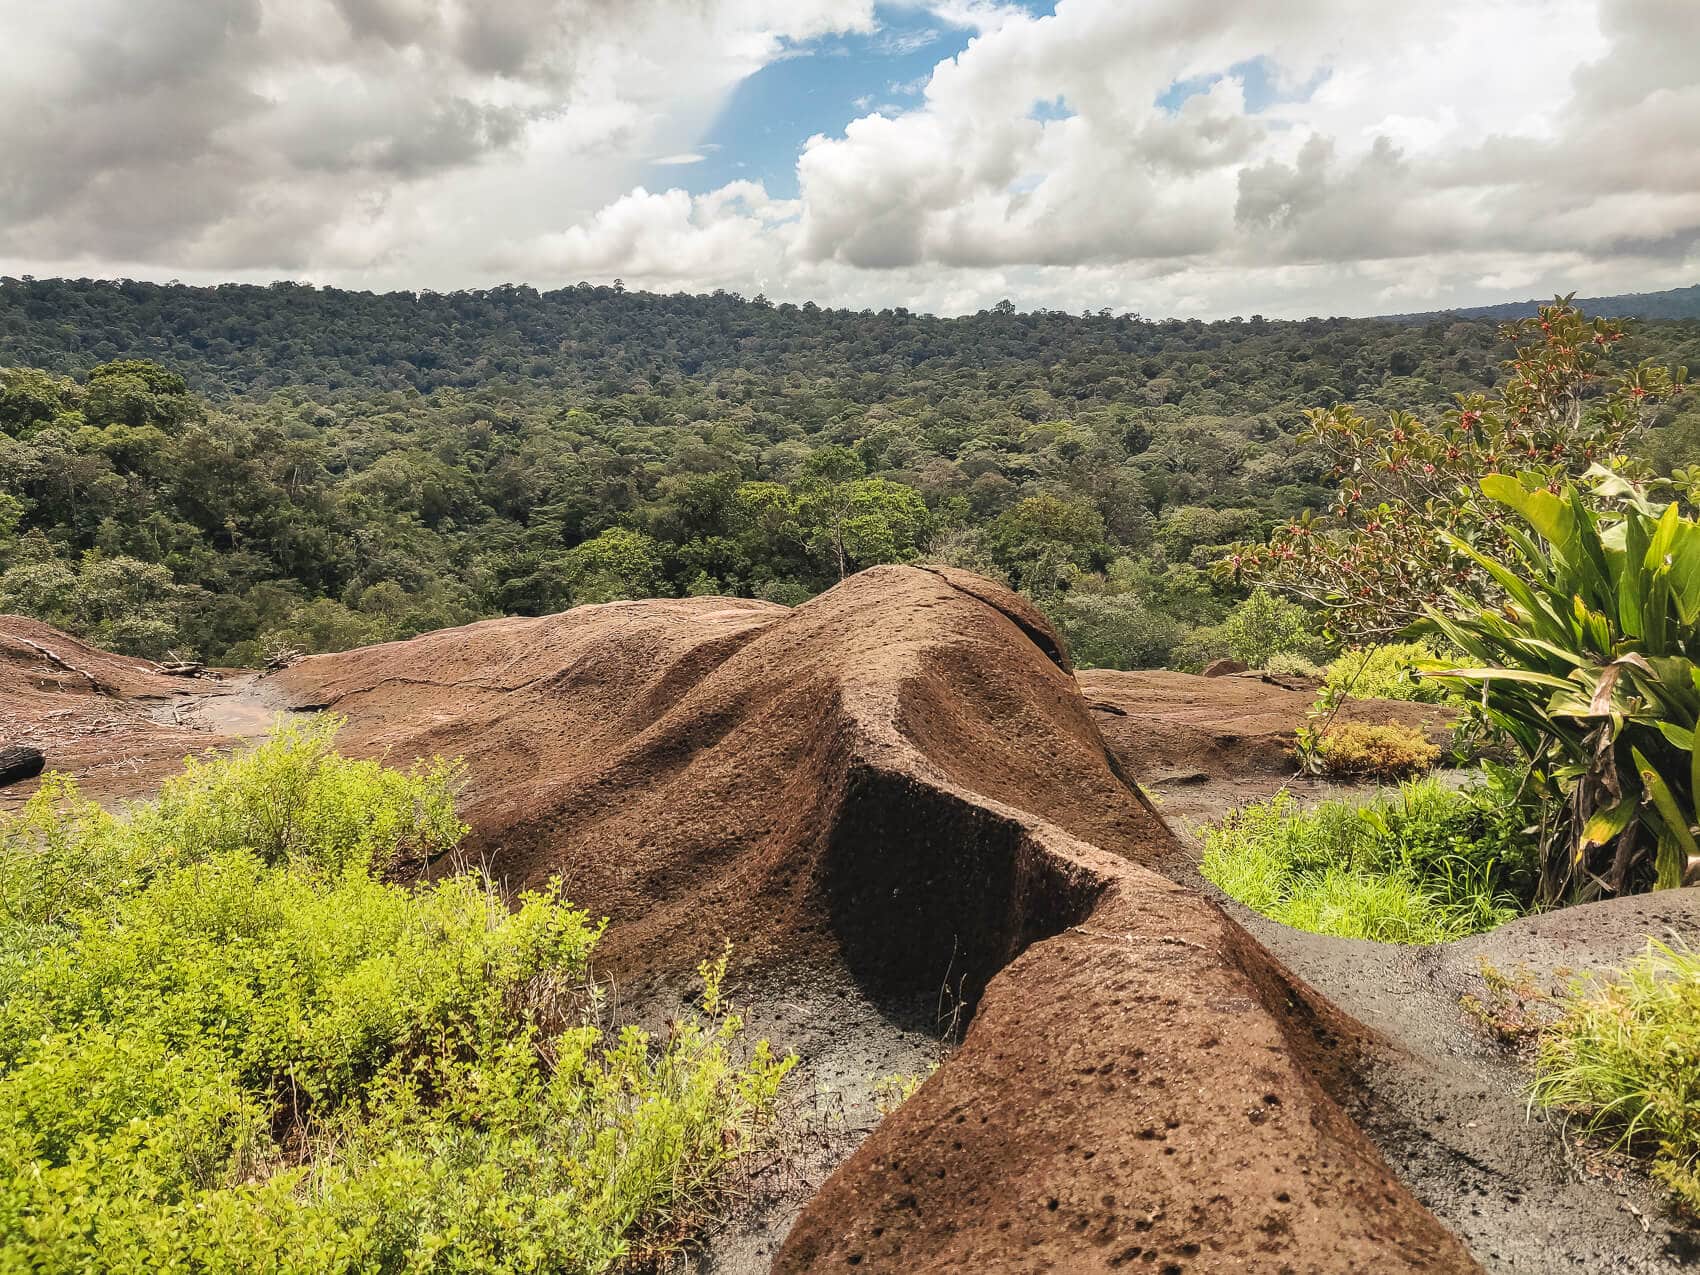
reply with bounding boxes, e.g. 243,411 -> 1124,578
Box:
0,0 -> 1696,318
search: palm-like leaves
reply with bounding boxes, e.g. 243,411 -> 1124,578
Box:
1426,471 -> 1700,902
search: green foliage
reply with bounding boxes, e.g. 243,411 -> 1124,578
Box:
1201,775 -> 1538,943
1264,651 -> 1324,679
1,283 -> 1696,666
0,367 -> 80,434
1426,472 -> 1700,902
0,776 -> 129,969
0,728 -> 792,1272
562,527 -> 665,604
984,493 -> 1106,593
1168,624 -> 1231,673
0,551 -> 206,660
1219,587 -> 1323,668
795,450 -> 933,581
132,716 -> 467,876
1324,642 -> 1453,703
1533,941 -> 1700,1213
1049,591 -> 1181,670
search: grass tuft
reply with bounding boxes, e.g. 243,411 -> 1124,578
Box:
1201,777 -> 1536,944
1533,940 -> 1700,1213
1315,721 -> 1441,780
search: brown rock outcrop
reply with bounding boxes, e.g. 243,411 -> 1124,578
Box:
262,567 -> 1476,1273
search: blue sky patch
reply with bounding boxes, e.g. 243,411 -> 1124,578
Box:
666,2 -> 1055,198
1156,55 -> 1330,115
1029,94 -> 1071,123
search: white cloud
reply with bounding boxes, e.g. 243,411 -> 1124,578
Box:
2,0 -> 1696,316
0,0 -> 875,275
915,0 -> 1033,35
533,0 -> 1698,315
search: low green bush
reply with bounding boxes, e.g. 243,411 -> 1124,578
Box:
1201,771 -> 1539,943
1323,642 -> 1453,703
1534,941 -> 1700,1213
1264,651 -> 1325,679
0,722 -> 792,1272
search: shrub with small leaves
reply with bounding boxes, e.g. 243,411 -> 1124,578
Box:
1220,587 -> 1324,668
0,724 -> 793,1273
1264,651 -> 1325,680
129,714 -> 468,876
1316,721 -> 1440,780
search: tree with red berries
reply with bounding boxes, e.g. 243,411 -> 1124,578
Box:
1227,298 -> 1689,638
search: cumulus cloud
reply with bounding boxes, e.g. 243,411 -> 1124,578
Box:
0,0 -> 875,273
1,0 -> 1696,316
545,0 -> 1698,314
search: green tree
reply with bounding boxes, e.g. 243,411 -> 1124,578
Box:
0,550 -> 204,659
1233,300 -> 1688,639
562,527 -> 665,604
796,446 -> 867,581
0,367 -> 77,434
82,360 -> 199,431
1051,592 -> 1181,670
801,474 -> 931,580
984,493 -> 1105,594
1220,588 -> 1322,668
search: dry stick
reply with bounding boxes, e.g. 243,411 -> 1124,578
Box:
9,634 -> 123,697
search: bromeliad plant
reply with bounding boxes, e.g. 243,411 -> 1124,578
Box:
1426,471 -> 1700,903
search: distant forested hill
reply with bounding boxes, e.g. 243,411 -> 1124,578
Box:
1382,283 -> 1700,324
3,274 -> 1697,400
2,274 -> 1687,402
1,276 -> 1696,670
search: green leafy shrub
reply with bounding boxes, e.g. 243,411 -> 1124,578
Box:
1050,591 -> 1181,670
1427,472 -> 1700,901
1324,642 -> 1453,703
0,775 -> 127,929
1201,775 -> 1537,943
1220,587 -> 1323,668
1167,622 -> 1230,673
0,727 -> 792,1273
1533,941 -> 1700,1213
1315,721 -> 1441,780
1264,651 -> 1325,679
131,715 -> 467,876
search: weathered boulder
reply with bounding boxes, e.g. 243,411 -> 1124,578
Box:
271,567 -> 1476,1273
1201,657 -> 1248,677
0,744 -> 45,788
